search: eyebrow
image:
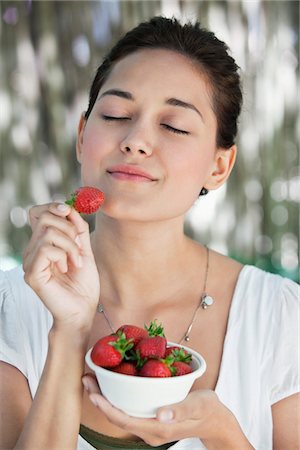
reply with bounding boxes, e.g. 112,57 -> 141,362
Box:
99,89 -> 133,101
166,98 -> 204,121
98,89 -> 203,121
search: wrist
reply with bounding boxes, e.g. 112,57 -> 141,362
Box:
202,405 -> 254,450
49,323 -> 91,352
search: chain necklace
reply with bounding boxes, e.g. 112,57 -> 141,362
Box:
97,246 -> 214,344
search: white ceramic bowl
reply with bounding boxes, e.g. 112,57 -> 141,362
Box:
85,341 -> 206,418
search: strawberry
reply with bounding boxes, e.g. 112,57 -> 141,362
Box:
135,335 -> 167,359
91,333 -> 133,368
139,359 -> 172,378
135,320 -> 167,359
165,346 -> 192,364
65,186 -> 105,214
111,362 -> 138,376
172,361 -> 193,376
116,324 -> 148,347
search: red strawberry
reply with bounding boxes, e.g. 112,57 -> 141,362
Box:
135,320 -> 167,359
165,346 -> 192,364
116,324 -> 148,347
111,362 -> 138,376
135,336 -> 167,359
172,361 -> 193,376
65,187 -> 105,214
91,333 -> 133,368
139,359 -> 172,378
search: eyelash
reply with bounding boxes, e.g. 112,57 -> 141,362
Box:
162,124 -> 189,135
102,115 -> 129,122
101,115 -> 189,135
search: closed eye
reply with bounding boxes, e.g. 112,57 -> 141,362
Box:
162,124 -> 189,135
102,115 -> 130,121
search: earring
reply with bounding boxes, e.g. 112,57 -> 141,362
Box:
199,187 -> 209,196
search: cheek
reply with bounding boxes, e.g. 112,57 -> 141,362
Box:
168,147 -> 212,188
80,129 -> 110,163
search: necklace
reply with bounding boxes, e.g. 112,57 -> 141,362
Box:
97,246 -> 214,344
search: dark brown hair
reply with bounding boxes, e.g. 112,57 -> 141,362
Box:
85,16 -> 242,149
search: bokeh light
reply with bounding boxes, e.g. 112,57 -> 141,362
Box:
0,0 -> 298,282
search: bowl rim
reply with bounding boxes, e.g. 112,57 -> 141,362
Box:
85,341 -> 206,382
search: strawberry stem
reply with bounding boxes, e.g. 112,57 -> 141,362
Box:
65,192 -> 76,208
145,319 -> 165,337
169,348 -> 192,363
109,332 -> 134,359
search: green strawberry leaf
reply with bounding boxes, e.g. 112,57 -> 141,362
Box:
145,319 -> 165,337
170,348 -> 192,363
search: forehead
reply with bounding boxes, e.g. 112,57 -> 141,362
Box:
100,48 -> 213,106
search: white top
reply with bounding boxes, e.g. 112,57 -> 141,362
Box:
0,265 -> 299,450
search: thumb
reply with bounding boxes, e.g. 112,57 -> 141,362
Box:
156,392 -> 199,423
157,390 -> 218,424
156,406 -> 176,423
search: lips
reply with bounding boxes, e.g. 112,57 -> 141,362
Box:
106,164 -> 157,182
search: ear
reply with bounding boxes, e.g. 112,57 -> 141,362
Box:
204,145 -> 237,191
76,113 -> 86,163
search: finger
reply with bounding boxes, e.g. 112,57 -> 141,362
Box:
32,208 -> 78,242
39,226 -> 82,268
25,226 -> 82,271
29,203 -> 71,230
88,393 -> 133,430
82,374 -> 101,394
24,244 -> 69,286
65,209 -> 93,257
157,390 -> 217,424
88,394 -> 179,447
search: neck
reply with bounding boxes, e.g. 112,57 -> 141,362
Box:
91,215 -> 204,310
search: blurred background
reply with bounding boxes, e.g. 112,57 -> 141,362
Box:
0,0 -> 299,282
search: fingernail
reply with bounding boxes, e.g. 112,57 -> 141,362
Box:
77,255 -> 83,267
82,377 -> 90,392
158,409 -> 174,423
75,235 -> 82,248
57,203 -> 69,212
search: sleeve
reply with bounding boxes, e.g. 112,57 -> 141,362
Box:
0,270 -> 28,377
269,277 -> 300,405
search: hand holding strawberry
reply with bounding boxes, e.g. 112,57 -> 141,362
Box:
23,194 -> 101,333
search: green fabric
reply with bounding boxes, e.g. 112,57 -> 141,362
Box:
79,424 -> 177,450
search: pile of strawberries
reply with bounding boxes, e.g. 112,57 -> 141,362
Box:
91,321 -> 194,378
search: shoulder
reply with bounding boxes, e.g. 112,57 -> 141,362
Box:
0,266 -> 27,308
236,265 -> 299,310
0,265 -> 52,324
0,266 -> 52,394
209,252 -> 299,331
1,265 -> 28,293
230,265 -> 299,351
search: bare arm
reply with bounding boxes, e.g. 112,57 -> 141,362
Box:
0,363 -> 32,449
0,330 -> 88,450
272,393 -> 300,450
0,203 -> 100,450
15,329 -> 88,450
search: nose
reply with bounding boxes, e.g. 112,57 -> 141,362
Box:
120,126 -> 153,157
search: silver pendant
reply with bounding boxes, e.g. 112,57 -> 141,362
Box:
97,303 -> 104,313
201,294 -> 214,309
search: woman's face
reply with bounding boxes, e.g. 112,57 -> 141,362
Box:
77,49 -> 228,222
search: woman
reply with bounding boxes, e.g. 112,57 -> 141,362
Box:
0,16 -> 298,450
